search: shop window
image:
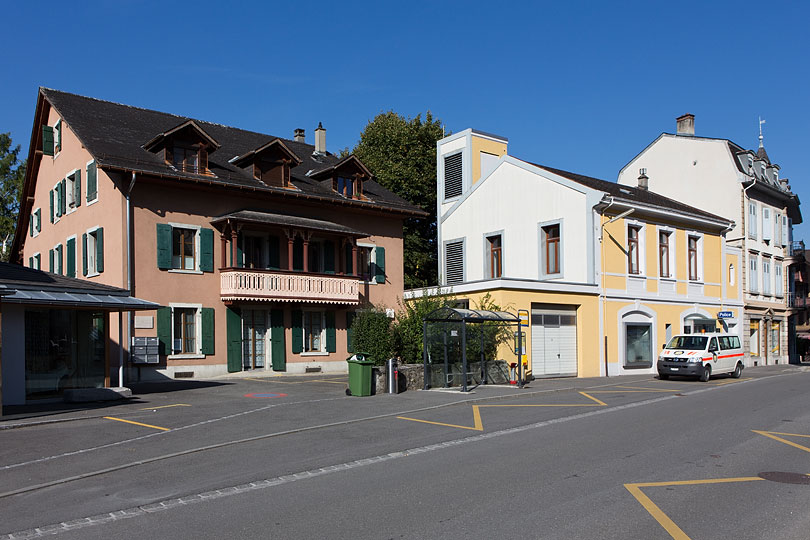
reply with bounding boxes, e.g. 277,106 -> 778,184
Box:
770,321 -> 780,356
625,324 -> 652,368
750,320 -> 760,356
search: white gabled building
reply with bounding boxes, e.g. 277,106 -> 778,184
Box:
618,114 -> 803,365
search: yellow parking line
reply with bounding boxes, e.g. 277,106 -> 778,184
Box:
611,386 -> 683,392
397,405 -> 484,432
578,392 -> 607,406
242,378 -> 302,385
626,476 -> 764,539
752,430 -> 810,453
139,404 -> 191,410
310,379 -> 349,385
104,416 -> 170,432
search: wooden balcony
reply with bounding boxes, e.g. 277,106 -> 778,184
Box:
221,268 -> 360,304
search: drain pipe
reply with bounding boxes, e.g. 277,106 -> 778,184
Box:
124,171 -> 137,385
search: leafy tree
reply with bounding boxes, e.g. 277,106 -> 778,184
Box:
0,133 -> 26,262
351,308 -> 394,366
392,288 -> 456,365
351,111 -> 446,289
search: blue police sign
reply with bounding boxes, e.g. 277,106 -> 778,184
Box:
717,311 -> 733,319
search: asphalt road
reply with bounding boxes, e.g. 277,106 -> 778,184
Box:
2,366 -> 810,539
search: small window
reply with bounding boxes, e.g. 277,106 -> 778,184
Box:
335,176 -> 355,198
762,259 -> 772,295
688,236 -> 699,281
172,145 -> 200,173
749,256 -> 759,293
444,153 -> 463,199
173,307 -> 198,354
542,224 -> 560,276
445,240 -> 464,285
729,264 -> 735,286
628,226 -> 641,274
55,244 -> 64,275
775,264 -> 783,296
748,202 -> 757,239
659,231 -> 670,278
173,228 -> 197,270
85,228 -> 104,276
54,119 -> 62,154
487,235 -> 502,278
303,311 -> 325,352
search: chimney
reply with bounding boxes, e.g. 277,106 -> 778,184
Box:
676,113 -> 695,136
637,168 -> 649,190
294,128 -> 305,143
314,122 -> 326,155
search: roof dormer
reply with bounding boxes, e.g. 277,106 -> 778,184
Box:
310,155 -> 373,200
231,138 -> 302,188
143,120 -> 220,175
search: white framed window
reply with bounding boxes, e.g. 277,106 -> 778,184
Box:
54,243 -> 63,275
748,202 -> 757,239
53,181 -> 62,221
32,252 -> 41,270
539,220 -> 563,279
729,264 -> 735,286
749,254 -> 759,294
762,207 -> 772,242
775,263 -> 783,297
54,119 -> 62,156
170,303 -> 202,357
687,233 -> 704,282
627,223 -> 645,275
169,222 -> 202,273
658,228 -> 676,279
357,242 -> 378,284
303,311 -> 325,353
85,226 -> 103,276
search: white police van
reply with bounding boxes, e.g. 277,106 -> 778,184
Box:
657,333 -> 744,382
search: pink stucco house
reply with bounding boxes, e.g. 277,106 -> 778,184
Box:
13,88 -> 423,381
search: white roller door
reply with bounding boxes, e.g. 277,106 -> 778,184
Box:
531,305 -> 577,377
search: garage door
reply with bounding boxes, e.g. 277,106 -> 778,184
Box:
531,305 -> 577,377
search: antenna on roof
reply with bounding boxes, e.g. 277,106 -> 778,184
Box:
758,117 -> 766,148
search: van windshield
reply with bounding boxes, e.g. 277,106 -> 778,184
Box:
665,336 -> 708,350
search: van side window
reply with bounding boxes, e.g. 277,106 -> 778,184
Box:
719,337 -> 731,350
730,336 -> 741,349
708,338 -> 718,352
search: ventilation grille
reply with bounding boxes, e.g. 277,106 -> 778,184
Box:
445,241 -> 464,285
444,153 -> 463,199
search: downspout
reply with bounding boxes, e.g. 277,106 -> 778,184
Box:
598,197 -> 614,377
124,171 -> 137,385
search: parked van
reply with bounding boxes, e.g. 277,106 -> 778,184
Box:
657,333 -> 744,382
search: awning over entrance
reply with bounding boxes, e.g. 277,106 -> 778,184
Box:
0,289 -> 158,310
423,307 -> 520,323
211,210 -> 369,237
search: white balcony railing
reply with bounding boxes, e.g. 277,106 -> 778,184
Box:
221,269 -> 360,304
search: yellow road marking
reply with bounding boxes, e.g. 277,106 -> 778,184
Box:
139,404 -> 191,410
398,405 -> 484,431
242,377 -> 347,385
611,386 -> 683,392
752,430 -> 810,453
310,379 -> 349,384
625,476 -> 764,540
104,417 -> 170,431
578,391 -> 607,406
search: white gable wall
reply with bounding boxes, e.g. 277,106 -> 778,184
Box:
441,160 -> 593,284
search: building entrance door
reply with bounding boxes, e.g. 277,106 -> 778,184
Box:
242,309 -> 267,370
531,305 -> 577,377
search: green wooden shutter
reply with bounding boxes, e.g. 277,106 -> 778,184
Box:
268,236 -> 280,270
346,312 -> 356,353
60,179 -> 66,215
156,307 -> 171,356
95,227 -> 104,273
270,309 -> 286,371
345,243 -> 353,275
201,307 -> 215,355
324,240 -> 335,274
291,310 -> 303,353
87,161 -> 97,201
56,244 -> 63,274
82,233 -> 88,276
29,215 -> 33,237
293,238 -> 303,271
375,246 -> 386,283
49,190 -> 54,223
200,228 -> 214,272
28,257 -> 33,268
42,126 -> 54,156
325,311 -> 336,353
56,121 -> 62,153
66,237 -> 76,278
35,209 -> 41,232
74,170 -> 81,208
156,224 -> 172,269
226,306 -> 242,372
49,249 -> 54,272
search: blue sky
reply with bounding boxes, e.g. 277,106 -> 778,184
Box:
2,0 -> 808,238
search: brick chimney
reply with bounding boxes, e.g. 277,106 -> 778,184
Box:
676,114 -> 695,136
314,122 -> 326,155
637,168 -> 649,190
294,128 -> 305,143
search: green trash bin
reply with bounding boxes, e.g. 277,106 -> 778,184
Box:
347,353 -> 374,397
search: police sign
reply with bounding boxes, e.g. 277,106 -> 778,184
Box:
717,311 -> 733,319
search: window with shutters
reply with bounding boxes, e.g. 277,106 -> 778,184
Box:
65,169 -> 81,212
775,264 -> 783,297
762,207 -> 772,242
762,258 -> 772,295
66,236 -> 77,278
32,253 -> 41,270
54,243 -> 63,275
166,304 -> 208,357
444,239 -> 465,285
173,227 -> 197,270
444,152 -> 463,200
84,227 -> 104,276
86,160 -> 98,203
158,223 -> 213,273
53,181 -> 63,222
303,311 -> 325,353
749,255 -> 759,293
357,243 -> 384,283
54,119 -> 62,155
748,202 -> 757,239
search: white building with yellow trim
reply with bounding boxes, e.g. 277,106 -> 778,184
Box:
428,128 -> 740,378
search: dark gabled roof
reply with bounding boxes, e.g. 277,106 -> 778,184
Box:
40,88 -> 424,216
0,262 -> 158,310
533,163 -> 733,225
211,210 -> 368,237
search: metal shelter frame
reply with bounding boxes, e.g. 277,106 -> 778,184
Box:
422,307 -> 523,392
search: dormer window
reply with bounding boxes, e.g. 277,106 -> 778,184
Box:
334,176 -> 354,198
143,120 -> 219,176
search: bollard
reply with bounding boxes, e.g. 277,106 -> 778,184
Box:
387,357 -> 399,394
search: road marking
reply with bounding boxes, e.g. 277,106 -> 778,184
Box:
611,386 -> 683,392
752,430 -> 810,453
138,404 -> 191,410
103,417 -> 170,432
625,476 -> 764,539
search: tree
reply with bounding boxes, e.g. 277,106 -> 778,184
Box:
351,111 -> 446,289
351,308 -> 394,366
0,133 -> 26,262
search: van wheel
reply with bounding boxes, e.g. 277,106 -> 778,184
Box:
699,365 -> 711,382
732,363 -> 742,379
658,373 -> 669,380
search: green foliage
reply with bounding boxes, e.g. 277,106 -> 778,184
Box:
392,288 -> 456,365
464,292 -> 513,362
351,111 -> 446,289
350,308 -> 393,366
0,133 -> 26,262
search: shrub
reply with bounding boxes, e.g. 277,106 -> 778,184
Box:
350,308 -> 393,366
